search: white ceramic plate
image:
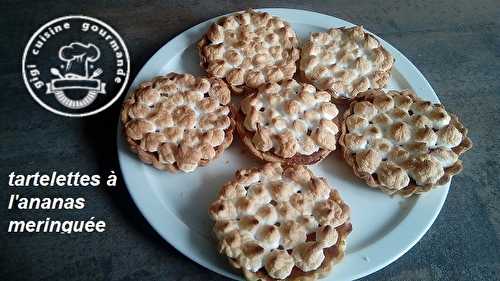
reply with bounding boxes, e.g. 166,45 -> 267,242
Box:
117,8 -> 448,281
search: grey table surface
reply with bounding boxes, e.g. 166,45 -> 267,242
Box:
1,0 -> 499,280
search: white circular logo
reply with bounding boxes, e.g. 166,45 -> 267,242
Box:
22,15 -> 130,117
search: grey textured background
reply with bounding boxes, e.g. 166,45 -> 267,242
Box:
1,0 -> 499,280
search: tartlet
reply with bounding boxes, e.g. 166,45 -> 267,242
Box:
299,26 -> 394,102
209,162 -> 352,281
339,89 -> 472,196
198,9 -> 300,95
235,79 -> 340,165
121,73 -> 234,172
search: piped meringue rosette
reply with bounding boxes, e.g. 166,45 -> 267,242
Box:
209,162 -> 352,280
339,89 -> 472,196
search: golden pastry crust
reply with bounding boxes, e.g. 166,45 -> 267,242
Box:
235,79 -> 340,165
209,163 -> 352,281
339,89 -> 473,196
198,9 -> 300,94
299,26 -> 394,102
121,73 -> 234,173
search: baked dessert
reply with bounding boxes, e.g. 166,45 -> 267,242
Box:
121,73 -> 234,173
198,9 -> 300,95
299,26 -> 394,102
235,79 -> 340,165
339,89 -> 472,196
209,162 -> 352,281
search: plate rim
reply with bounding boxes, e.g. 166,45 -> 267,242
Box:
117,8 -> 448,281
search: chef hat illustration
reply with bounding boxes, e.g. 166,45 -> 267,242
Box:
59,42 -> 100,63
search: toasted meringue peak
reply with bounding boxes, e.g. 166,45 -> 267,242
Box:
264,250 -> 295,279
292,242 -> 325,272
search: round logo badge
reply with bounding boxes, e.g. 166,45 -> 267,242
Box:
22,15 -> 130,117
